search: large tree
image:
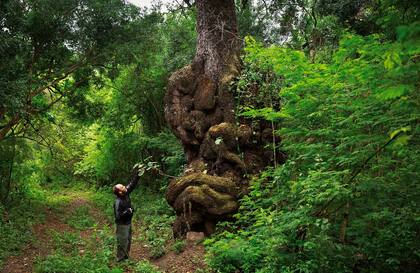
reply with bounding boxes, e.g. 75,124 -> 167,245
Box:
164,0 -> 284,237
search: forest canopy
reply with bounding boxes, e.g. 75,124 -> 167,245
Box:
0,0 -> 419,272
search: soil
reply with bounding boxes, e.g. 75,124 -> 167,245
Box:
0,193 -> 207,273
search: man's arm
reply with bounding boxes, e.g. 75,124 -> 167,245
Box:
125,167 -> 140,194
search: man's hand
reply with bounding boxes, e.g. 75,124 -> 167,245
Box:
128,208 -> 133,214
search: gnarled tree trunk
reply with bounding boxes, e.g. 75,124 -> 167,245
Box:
164,0 -> 283,237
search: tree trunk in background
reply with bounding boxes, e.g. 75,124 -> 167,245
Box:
164,0 -> 284,237
0,138 -> 16,205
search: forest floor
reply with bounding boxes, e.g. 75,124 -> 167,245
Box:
0,189 -> 207,273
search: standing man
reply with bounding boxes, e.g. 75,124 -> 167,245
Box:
113,167 -> 140,262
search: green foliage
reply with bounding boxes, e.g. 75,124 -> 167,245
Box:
50,231 -> 85,253
1,1 -> 190,195
0,150 -> 47,267
171,239 -> 187,254
135,188 -> 175,259
74,124 -> 145,185
0,197 -> 45,267
65,205 -> 96,230
134,260 -> 162,273
2,1 -> 419,272
35,251 -> 116,273
0,0 -> 142,142
160,10 -> 196,73
0,18 -> 190,265
90,188 -> 116,223
0,138 -> 17,202
140,131 -> 186,179
205,235 -> 263,273
207,23 -> 419,273
74,126 -> 184,188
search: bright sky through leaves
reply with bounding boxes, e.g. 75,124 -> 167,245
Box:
127,0 -> 171,8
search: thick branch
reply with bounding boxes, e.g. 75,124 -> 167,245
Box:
28,63 -> 81,99
0,115 -> 20,141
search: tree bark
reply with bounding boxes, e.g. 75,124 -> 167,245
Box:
164,0 -> 284,237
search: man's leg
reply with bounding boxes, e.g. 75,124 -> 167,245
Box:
127,224 -> 132,254
116,224 -> 130,261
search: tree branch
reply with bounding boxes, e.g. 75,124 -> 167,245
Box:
0,114 -> 20,141
1,62 -> 83,142
27,120 -> 55,155
28,63 -> 82,99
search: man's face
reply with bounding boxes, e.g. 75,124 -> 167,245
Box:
115,184 -> 127,196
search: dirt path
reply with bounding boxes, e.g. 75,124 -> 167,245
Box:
1,192 -> 207,273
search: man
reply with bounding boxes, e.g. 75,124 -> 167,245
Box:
113,168 -> 140,262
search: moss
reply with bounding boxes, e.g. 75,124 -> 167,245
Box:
166,172 -> 238,205
208,123 -> 237,148
172,184 -> 238,216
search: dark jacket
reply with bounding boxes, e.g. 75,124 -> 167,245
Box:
114,170 -> 139,225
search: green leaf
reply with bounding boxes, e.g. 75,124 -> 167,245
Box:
384,52 -> 401,70
393,135 -> 411,146
215,137 -> 223,145
377,85 -> 410,100
390,126 -> 411,139
45,112 -> 56,123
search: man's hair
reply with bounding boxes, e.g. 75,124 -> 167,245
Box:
113,184 -> 121,195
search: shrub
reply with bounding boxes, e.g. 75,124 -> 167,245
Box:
134,260 -> 162,273
171,239 -> 187,254
206,23 -> 420,273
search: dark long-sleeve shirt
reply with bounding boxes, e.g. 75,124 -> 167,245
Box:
114,170 -> 140,225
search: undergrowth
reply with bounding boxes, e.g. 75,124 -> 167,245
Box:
205,24 -> 420,273
65,205 -> 96,230
0,189 -> 46,267
30,185 -> 171,273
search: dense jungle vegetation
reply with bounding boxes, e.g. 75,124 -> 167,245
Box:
0,0 -> 419,272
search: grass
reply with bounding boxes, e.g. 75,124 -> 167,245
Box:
1,183 -> 185,272
64,205 -> 96,230
34,250 -> 123,273
34,230 -> 124,273
0,190 -> 46,268
34,185 -> 176,272
50,231 -> 84,253
34,207 -> 122,273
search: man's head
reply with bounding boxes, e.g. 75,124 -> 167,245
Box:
113,184 -> 127,197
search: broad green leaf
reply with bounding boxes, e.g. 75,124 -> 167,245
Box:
377,85 -> 411,100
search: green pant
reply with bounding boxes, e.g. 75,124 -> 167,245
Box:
116,224 -> 132,261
